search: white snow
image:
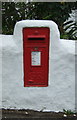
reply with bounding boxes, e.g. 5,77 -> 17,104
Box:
0,35 -> 2,109
1,20 -> 76,111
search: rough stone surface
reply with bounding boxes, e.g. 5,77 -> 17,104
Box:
1,20 -> 76,112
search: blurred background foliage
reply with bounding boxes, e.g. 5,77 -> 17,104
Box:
2,2 -> 77,40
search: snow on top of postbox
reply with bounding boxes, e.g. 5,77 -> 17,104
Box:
13,20 -> 60,45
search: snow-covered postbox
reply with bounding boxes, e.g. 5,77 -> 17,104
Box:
14,20 -> 60,87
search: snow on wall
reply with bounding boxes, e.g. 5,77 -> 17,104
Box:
1,20 -> 76,111
0,35 -> 2,109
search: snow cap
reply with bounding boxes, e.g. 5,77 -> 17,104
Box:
13,20 -> 60,48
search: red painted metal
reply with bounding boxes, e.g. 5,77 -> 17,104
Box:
23,27 -> 50,87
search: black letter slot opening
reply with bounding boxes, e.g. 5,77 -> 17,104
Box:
28,35 -> 46,40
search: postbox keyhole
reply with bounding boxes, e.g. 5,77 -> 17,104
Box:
34,47 -> 38,50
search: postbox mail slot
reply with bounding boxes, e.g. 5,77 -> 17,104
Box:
28,35 -> 46,40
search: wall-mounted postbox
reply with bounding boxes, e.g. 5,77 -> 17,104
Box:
23,27 -> 50,87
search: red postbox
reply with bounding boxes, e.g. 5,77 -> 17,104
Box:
23,27 -> 50,87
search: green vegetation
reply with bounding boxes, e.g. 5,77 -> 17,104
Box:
2,2 -> 76,40
63,20 -> 77,40
63,109 -> 76,115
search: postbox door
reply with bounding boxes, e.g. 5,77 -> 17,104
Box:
23,27 -> 50,87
